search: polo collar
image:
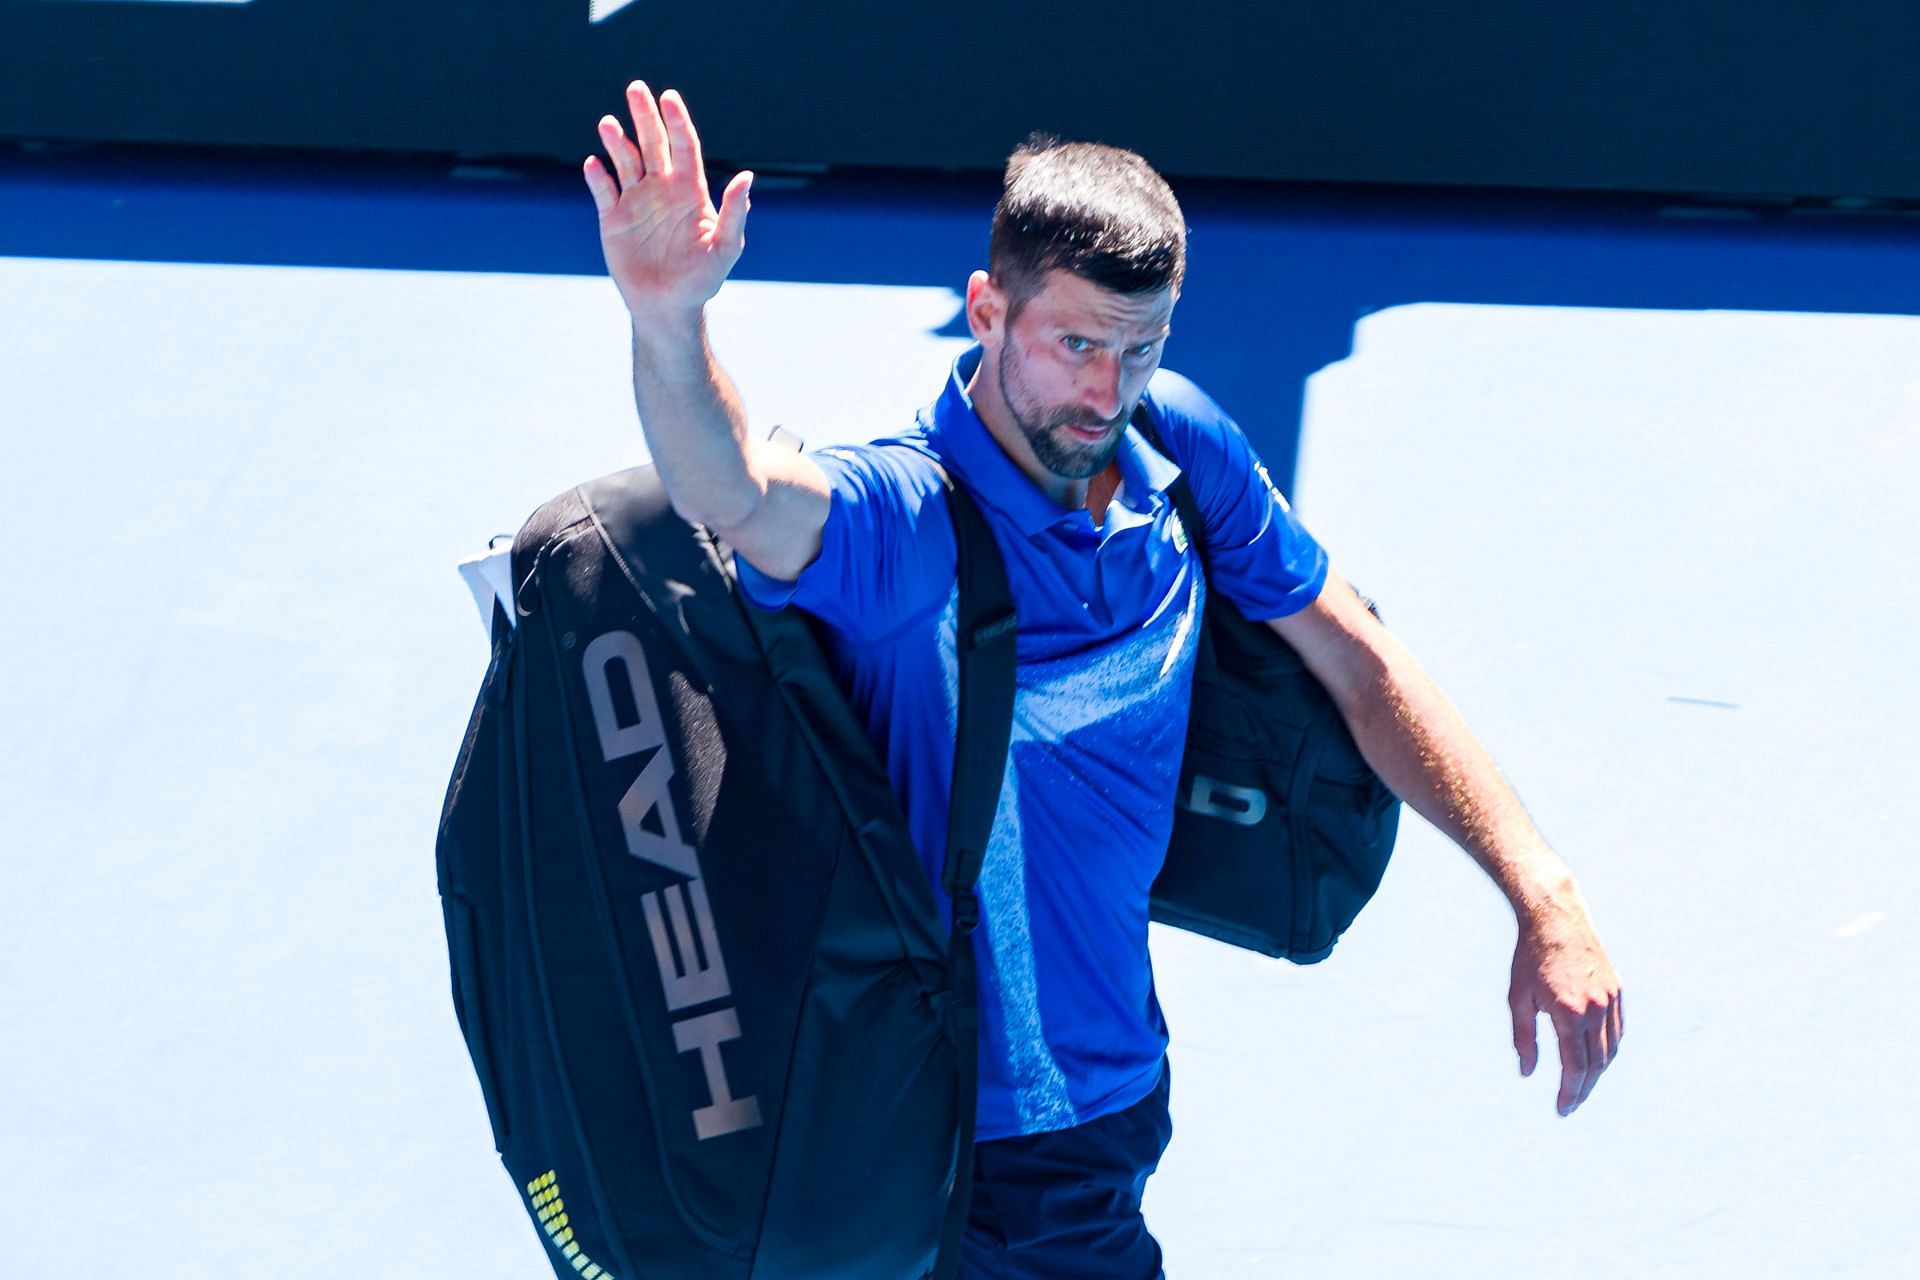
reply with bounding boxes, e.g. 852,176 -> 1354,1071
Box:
927,345 -> 1183,538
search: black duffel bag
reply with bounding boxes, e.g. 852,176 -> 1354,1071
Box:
1149,557 -> 1403,962
1135,406 -> 1402,962
434,463 -> 1013,1279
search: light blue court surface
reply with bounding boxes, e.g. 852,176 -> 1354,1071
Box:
2,151 -> 1917,1277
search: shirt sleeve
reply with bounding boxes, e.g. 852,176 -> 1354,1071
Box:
1145,369 -> 1329,620
733,443 -> 956,642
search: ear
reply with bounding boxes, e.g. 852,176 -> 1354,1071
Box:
965,270 -> 1005,346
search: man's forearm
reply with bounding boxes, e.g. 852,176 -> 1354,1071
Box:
627,307 -> 764,530
1276,578 -> 1622,1110
1340,629 -> 1581,923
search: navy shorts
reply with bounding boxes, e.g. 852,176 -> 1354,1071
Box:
960,1057 -> 1174,1280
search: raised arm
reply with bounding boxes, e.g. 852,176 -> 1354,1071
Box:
583,82 -> 829,581
1268,573 -> 1624,1117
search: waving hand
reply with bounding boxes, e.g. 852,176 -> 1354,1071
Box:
583,82 -> 754,318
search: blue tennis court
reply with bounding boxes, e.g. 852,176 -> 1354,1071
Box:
3,144 -> 1916,1276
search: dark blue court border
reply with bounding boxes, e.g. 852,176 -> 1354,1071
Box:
6,142 -> 1919,492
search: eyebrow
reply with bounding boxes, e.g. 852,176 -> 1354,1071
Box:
1057,325 -> 1172,346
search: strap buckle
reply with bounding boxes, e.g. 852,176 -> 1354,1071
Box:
951,889 -> 980,935
968,610 -> 1017,650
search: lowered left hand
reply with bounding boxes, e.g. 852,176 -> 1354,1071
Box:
1509,894 -> 1623,1116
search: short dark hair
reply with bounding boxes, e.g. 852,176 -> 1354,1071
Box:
988,134 -> 1187,322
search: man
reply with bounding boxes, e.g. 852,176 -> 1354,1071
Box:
582,82 -> 1623,1279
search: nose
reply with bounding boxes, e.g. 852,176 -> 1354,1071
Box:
1079,351 -> 1125,423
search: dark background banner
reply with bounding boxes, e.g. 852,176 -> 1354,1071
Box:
5,0 -> 1919,199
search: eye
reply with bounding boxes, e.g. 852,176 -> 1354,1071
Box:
1127,341 -> 1158,358
1061,335 -> 1092,353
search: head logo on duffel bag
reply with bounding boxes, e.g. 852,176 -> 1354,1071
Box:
581,629 -> 761,1141
1177,775 -> 1269,827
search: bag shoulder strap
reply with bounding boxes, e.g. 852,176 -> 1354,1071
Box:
1129,403 -> 1228,681
1129,402 -> 1211,563
929,460 -> 1016,1280
941,470 -> 1017,906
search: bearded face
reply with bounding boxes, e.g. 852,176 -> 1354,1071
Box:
995,330 -> 1133,480
983,271 -> 1175,484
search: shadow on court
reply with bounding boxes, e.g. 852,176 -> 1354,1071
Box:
8,142 -> 1919,494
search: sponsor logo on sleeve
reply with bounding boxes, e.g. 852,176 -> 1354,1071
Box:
1253,460 -> 1291,511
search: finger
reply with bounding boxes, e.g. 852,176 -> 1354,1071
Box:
626,80 -> 672,180
583,156 -> 618,214
597,114 -> 642,190
714,169 -> 754,249
1575,1012 -> 1610,1110
1510,989 -> 1539,1078
658,88 -> 709,202
1585,988 -> 1625,1109
1555,1012 -> 1591,1116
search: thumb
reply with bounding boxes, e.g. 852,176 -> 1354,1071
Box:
1511,988 -> 1539,1078
715,170 -> 753,249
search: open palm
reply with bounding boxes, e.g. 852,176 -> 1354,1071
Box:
583,82 -> 754,317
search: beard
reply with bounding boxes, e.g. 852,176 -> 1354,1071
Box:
995,339 -> 1130,481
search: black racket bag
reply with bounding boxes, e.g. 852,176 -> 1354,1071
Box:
434,466 -> 973,1279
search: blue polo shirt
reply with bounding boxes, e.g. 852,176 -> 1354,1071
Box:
737,345 -> 1328,1139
